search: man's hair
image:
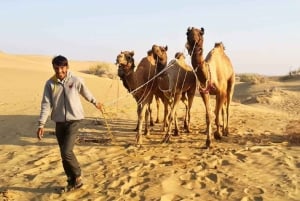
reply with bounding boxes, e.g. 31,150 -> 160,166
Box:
52,55 -> 68,66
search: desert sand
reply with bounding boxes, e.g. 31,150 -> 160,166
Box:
0,51 -> 299,201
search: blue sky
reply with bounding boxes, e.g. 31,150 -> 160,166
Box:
1,0 -> 299,75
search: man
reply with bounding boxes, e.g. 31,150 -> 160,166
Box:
36,55 -> 102,192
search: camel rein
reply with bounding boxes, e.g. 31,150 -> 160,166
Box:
104,60 -> 176,107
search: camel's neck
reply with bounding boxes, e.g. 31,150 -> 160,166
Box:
123,70 -> 137,92
156,61 -> 167,73
191,50 -> 208,83
123,69 -> 148,101
123,58 -> 157,101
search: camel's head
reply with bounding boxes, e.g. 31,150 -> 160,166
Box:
115,51 -> 135,92
151,44 -> 168,71
186,27 -> 205,55
116,51 -> 135,76
214,42 -> 225,50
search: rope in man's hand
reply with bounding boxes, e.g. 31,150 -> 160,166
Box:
95,103 -> 114,141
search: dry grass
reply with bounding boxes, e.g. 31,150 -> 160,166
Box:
237,73 -> 268,84
86,62 -> 117,79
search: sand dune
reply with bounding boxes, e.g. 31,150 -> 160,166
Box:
0,52 -> 299,201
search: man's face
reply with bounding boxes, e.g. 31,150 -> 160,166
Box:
53,65 -> 68,80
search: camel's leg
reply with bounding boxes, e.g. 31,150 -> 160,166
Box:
221,102 -> 226,135
162,101 -> 170,132
214,93 -> 226,140
224,77 -> 235,136
180,92 -> 189,131
134,104 -> 140,131
155,95 -> 160,123
136,104 -> 146,145
200,92 -> 212,148
185,88 -> 196,133
134,123 -> 138,131
171,93 -> 182,136
183,107 -> 188,131
162,93 -> 181,143
149,104 -> 154,127
174,111 -> 179,136
144,106 -> 150,135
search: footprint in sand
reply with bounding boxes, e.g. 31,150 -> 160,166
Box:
243,186 -> 264,201
244,186 -> 264,195
234,152 -> 248,162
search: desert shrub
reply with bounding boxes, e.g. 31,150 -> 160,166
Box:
280,74 -> 300,81
238,73 -> 267,84
88,62 -> 117,79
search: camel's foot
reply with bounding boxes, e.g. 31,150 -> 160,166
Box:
183,123 -> 191,133
223,128 -> 229,136
144,130 -> 150,136
203,129 -> 209,135
214,131 -> 222,140
185,127 -> 191,133
206,139 -> 211,148
161,134 -> 171,143
150,120 -> 154,127
184,122 -> 188,130
155,119 -> 160,123
135,134 -> 142,145
173,129 -> 179,136
161,126 -> 167,132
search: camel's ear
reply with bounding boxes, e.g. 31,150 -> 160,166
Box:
130,51 -> 134,56
187,27 -> 192,35
200,27 -> 205,35
164,46 -> 168,51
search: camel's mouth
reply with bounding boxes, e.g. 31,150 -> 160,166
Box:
185,41 -> 203,55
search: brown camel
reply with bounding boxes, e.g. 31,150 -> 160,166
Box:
116,47 -> 168,145
117,50 -> 161,128
151,45 -> 197,142
185,26 -> 235,148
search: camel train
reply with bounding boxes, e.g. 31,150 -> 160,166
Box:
116,45 -> 193,145
116,26 -> 235,148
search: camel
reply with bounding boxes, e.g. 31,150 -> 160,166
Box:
116,47 -> 168,145
151,45 -> 197,142
185,26 -> 235,148
117,50 -> 160,128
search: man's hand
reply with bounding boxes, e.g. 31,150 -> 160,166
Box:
37,128 -> 44,140
95,102 -> 104,113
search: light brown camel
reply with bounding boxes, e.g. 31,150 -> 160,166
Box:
185,26 -> 235,148
151,45 -> 197,142
116,48 -> 168,145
